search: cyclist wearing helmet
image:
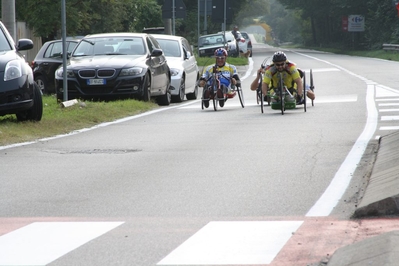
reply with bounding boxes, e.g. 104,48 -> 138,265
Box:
198,48 -> 240,107
261,51 -> 311,104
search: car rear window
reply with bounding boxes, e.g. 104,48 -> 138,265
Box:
199,35 -> 224,46
156,39 -> 181,57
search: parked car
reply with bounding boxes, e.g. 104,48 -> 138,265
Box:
240,31 -> 252,57
218,31 -> 239,57
55,32 -> 171,105
142,27 -> 165,34
0,21 -> 43,121
153,34 -> 199,102
198,33 -> 228,57
31,38 -> 79,94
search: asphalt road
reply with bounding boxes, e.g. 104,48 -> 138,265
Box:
1,43 -> 399,265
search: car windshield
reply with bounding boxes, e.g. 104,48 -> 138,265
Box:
156,39 -> 181,57
199,35 -> 225,47
72,37 -> 146,56
0,28 -> 12,51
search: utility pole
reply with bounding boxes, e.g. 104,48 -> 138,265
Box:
2,0 -> 16,41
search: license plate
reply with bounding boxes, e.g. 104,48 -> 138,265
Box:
87,79 -> 105,85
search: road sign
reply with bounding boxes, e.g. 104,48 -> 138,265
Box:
348,15 -> 365,32
211,0 -> 232,23
342,16 -> 348,32
162,0 -> 186,19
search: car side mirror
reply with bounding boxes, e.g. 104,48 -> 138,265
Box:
17,39 -> 34,51
186,51 -> 191,59
151,48 -> 163,57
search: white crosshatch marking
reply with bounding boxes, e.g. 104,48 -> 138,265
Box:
0,222 -> 124,266
157,221 -> 303,265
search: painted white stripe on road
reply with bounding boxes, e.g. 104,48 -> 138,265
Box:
375,98 -> 399,101
381,116 -> 399,121
375,85 -> 399,98
379,109 -> 399,112
378,103 -> 399,107
296,51 -> 378,217
157,221 -> 303,265
380,126 -> 399,130
0,222 -> 124,266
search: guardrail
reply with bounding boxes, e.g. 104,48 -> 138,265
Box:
382,43 -> 399,51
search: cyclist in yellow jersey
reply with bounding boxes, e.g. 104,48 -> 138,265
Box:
198,48 -> 240,107
262,51 -> 306,104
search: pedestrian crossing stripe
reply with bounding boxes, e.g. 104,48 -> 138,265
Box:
157,221 -> 303,265
0,222 -> 124,266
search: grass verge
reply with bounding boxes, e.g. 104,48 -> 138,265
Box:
0,95 -> 158,146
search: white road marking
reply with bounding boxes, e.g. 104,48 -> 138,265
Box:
381,116 -> 399,121
251,67 -> 340,76
0,222 -> 124,266
375,98 -> 399,101
296,52 -> 378,217
380,126 -> 399,130
378,103 -> 399,107
375,85 -> 399,98
379,108 -> 399,112
180,95 -> 357,109
157,221 -> 303,265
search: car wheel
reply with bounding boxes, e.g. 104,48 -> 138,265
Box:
142,73 -> 151,102
186,82 -> 198,100
16,83 -> 43,122
172,77 -> 185,103
35,75 -> 49,94
157,78 -> 171,106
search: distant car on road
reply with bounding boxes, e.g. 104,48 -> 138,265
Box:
55,32 -> 171,105
198,33 -> 228,57
31,38 -> 79,94
153,34 -> 199,102
0,21 -> 43,121
240,31 -> 252,57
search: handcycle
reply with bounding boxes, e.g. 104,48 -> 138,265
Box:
201,66 -> 244,111
269,70 -> 307,115
256,58 -> 271,113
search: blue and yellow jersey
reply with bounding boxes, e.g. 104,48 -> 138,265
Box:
201,63 -> 238,87
263,61 -> 301,89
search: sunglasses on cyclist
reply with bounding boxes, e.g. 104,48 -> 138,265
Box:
275,62 -> 285,67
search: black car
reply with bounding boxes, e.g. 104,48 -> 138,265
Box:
55,32 -> 171,105
32,38 -> 79,94
198,33 -> 228,57
0,21 -> 43,121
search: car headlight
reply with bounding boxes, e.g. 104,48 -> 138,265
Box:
170,68 -> 180,76
55,68 -> 75,79
120,67 -> 144,76
4,60 -> 22,81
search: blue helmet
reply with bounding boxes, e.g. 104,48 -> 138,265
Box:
214,48 -> 228,57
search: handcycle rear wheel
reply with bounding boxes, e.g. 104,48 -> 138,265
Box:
256,82 -> 264,113
213,92 -> 218,111
258,89 -> 264,113
278,75 -> 284,115
237,85 -> 245,108
310,69 -> 314,106
303,70 -> 307,112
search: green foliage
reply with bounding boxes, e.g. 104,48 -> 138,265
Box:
16,0 -> 163,41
